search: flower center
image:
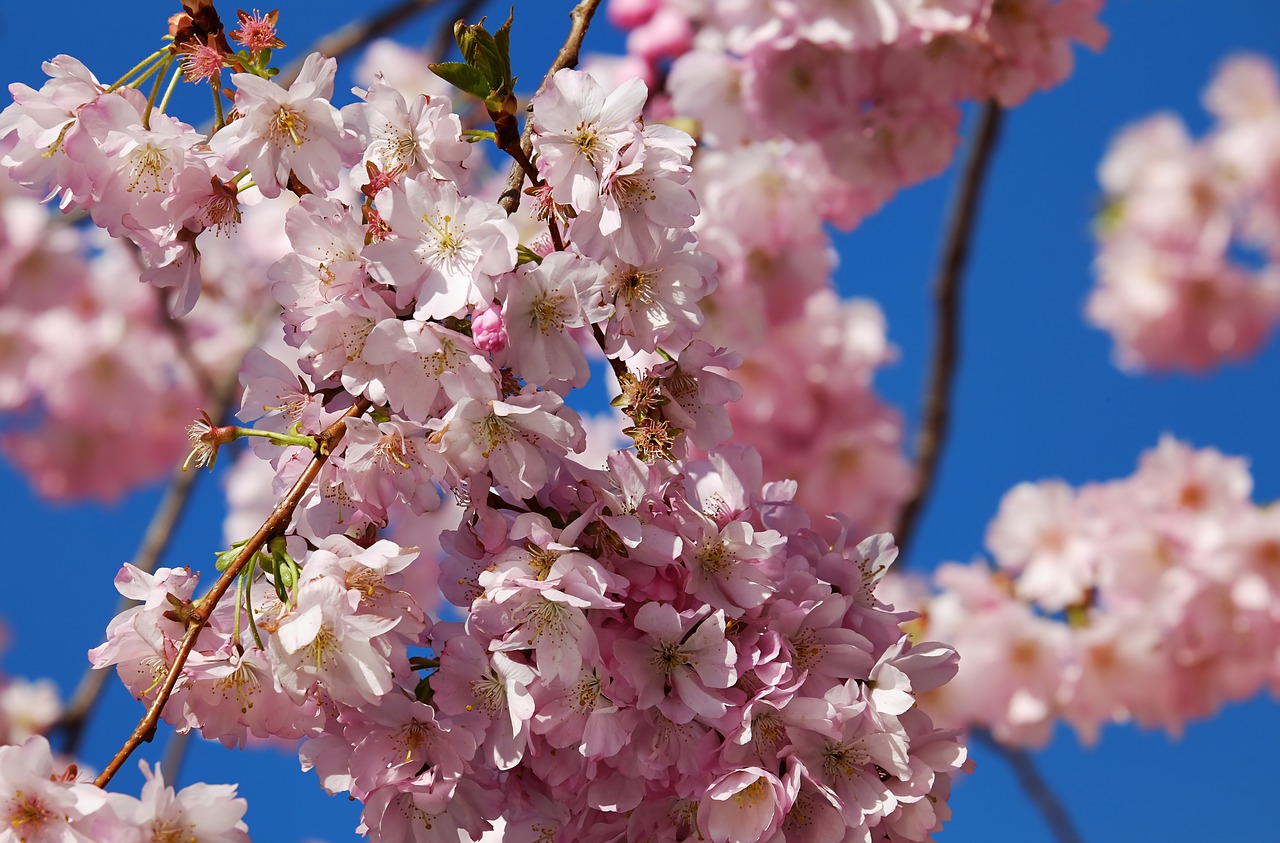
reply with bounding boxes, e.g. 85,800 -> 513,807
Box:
271,106 -> 308,147
468,672 -> 507,715
8,791 -> 54,835
821,739 -> 870,780
214,658 -> 262,714
573,121 -> 601,161
615,270 -> 655,306
150,816 -> 196,843
129,143 -> 170,193
476,411 -> 515,457
697,539 -> 736,574
573,673 -> 601,711
790,628 -> 823,671
651,640 -> 689,676
531,291 -> 569,332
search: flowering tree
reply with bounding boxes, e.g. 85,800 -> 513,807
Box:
0,1 -> 1277,842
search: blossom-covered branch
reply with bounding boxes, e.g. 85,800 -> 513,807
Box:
93,398 -> 371,788
498,0 -> 603,214
56,322 -> 244,756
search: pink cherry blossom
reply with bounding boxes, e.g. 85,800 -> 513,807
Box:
210,53 -> 360,198
531,68 -> 648,211
364,174 -> 517,320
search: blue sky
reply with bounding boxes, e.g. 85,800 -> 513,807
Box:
1,1 -> 1279,841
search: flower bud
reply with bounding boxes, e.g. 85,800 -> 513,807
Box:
472,305 -> 508,353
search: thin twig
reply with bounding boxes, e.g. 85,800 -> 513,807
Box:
498,0 -> 604,214
972,729 -> 1086,843
54,362 -> 240,756
276,0 -> 451,88
893,102 -> 1003,563
93,398 -> 371,789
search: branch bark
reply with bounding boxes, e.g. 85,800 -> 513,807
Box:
276,0 -> 453,88
972,729 -> 1086,843
894,102 -> 1004,564
498,0 -> 604,214
93,398 -> 371,789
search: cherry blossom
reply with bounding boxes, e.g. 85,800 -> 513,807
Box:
210,52 -> 360,198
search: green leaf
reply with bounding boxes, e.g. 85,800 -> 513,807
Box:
494,7 -> 515,81
414,675 -> 435,705
429,61 -> 492,100
516,244 -> 544,266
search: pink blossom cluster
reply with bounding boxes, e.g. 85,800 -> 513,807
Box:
671,143 -> 917,538
727,292 -> 914,537
1089,54 -> 1280,371
611,0 -> 1107,229
91,468 -> 967,842
0,736 -> 250,842
892,437 -> 1280,746
0,177 -> 274,499
38,49 -> 972,840
589,1 -> 1105,537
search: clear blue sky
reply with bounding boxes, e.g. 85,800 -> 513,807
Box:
1,1 -> 1278,841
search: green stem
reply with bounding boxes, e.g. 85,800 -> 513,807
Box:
141,56 -> 173,131
211,77 -> 226,131
233,427 -> 319,450
243,556 -> 266,650
233,560 -> 245,644
157,61 -> 184,117
462,128 -> 497,142
107,49 -> 168,92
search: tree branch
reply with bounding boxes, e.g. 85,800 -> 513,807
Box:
93,398 -> 371,789
498,0 -> 604,214
276,0 -> 454,88
972,729 -> 1086,843
54,362 -> 241,757
894,102 -> 1004,563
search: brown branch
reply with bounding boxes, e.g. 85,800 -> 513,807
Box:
893,102 -> 1003,564
93,397 -> 371,789
971,729 -> 1086,843
55,358 -> 241,756
276,0 -> 453,88
498,0 -> 604,214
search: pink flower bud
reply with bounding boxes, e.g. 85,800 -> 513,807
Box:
473,305 -> 508,353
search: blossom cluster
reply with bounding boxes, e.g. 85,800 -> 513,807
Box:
611,0 -> 1108,231
585,0 -> 1109,537
1,20 -> 968,841
889,437 -> 1280,746
0,736 -> 249,843
1089,54 -> 1280,371
727,292 -> 913,535
0,178 -> 272,499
